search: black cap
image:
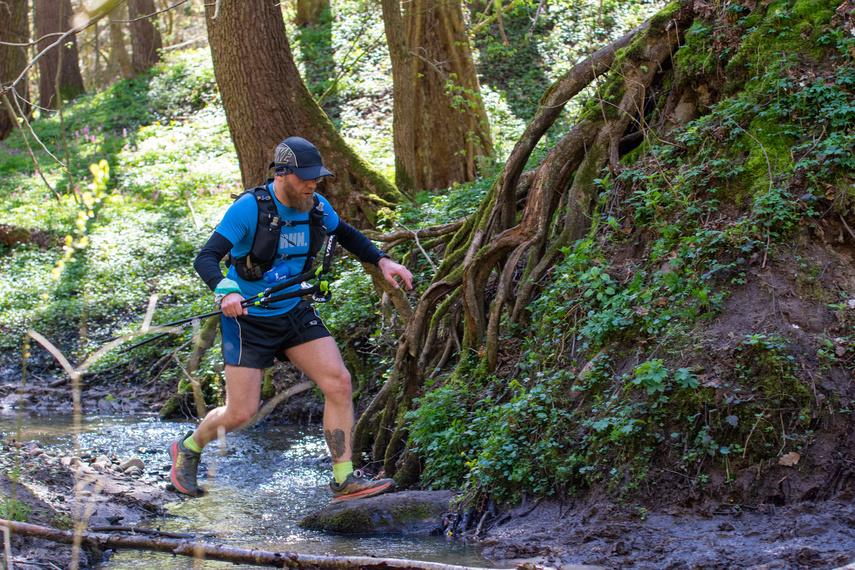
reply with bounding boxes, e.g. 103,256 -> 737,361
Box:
273,137 -> 334,180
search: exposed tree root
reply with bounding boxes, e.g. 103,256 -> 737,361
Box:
354,3 -> 696,479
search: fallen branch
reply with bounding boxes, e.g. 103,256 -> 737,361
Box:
1,519 -> 531,570
87,526 -> 193,539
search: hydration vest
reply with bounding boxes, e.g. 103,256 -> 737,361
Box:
229,185 -> 327,281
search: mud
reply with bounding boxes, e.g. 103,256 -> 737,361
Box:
477,496 -> 855,569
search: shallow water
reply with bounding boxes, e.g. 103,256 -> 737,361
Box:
0,413 -> 489,569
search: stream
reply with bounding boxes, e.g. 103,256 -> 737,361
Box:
0,413 -> 489,570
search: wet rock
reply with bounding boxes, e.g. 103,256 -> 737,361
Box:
299,490 -> 455,534
120,457 -> 145,472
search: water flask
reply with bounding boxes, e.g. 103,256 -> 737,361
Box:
263,261 -> 291,283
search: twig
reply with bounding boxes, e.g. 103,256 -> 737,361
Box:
116,0 -> 191,22
728,118 -> 773,196
2,522 -> 13,570
0,92 -> 60,201
762,231 -> 770,269
528,0 -> 547,39
363,218 -> 466,242
238,380 -> 314,430
11,90 -> 66,172
839,214 -> 855,243
398,223 -> 438,272
174,358 -> 206,420
9,559 -> 60,569
743,412 -> 767,459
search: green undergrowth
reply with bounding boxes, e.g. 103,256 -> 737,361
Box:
409,0 -> 854,504
0,49 -> 237,389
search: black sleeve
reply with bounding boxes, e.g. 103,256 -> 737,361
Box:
329,221 -> 386,266
194,231 -> 234,291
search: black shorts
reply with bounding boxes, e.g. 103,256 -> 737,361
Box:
220,301 -> 332,369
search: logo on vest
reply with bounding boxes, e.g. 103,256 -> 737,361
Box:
281,232 -> 307,249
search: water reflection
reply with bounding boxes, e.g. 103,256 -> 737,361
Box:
0,414 -> 489,569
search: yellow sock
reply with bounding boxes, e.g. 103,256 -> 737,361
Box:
183,435 -> 203,454
333,462 -> 353,484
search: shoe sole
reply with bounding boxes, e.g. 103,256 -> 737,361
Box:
330,480 -> 394,503
169,441 -> 198,496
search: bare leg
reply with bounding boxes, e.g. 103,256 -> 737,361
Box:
285,337 -> 353,465
191,365 -> 263,448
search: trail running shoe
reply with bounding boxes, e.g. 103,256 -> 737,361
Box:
169,431 -> 201,496
329,469 -> 395,502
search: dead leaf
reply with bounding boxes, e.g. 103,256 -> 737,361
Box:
779,452 -> 800,467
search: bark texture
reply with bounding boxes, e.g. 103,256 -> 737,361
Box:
109,5 -> 135,80
388,0 -> 492,192
204,0 -> 406,226
129,0 -> 163,74
294,0 -> 329,27
34,0 -> 85,109
0,0 -> 29,139
381,0 -> 416,191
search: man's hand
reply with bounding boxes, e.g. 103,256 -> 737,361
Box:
220,292 -> 248,317
214,277 -> 246,317
378,257 -> 414,291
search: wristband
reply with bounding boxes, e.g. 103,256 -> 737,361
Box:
214,278 -> 242,303
376,251 -> 391,266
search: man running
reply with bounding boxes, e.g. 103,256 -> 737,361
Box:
169,137 -> 413,502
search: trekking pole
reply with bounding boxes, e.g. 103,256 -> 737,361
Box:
119,236 -> 338,353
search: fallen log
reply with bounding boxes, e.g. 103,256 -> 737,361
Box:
1,519 -> 529,570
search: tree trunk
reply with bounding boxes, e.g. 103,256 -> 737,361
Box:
34,0 -> 85,109
381,0 -> 416,191
129,0 -> 163,74
292,0 -> 334,97
203,0 -> 407,227
109,4 -> 135,79
294,0 -> 328,27
0,0 -> 29,140
397,0 -> 492,192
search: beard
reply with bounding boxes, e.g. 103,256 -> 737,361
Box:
281,178 -> 315,213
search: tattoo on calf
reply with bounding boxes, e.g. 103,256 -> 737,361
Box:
324,429 -> 347,461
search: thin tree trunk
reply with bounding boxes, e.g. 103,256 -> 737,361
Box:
129,0 -> 163,74
381,0 -> 416,192
0,0 -> 30,140
109,5 -> 135,80
34,0 -> 85,109
294,0 -> 328,27
204,0 -> 407,226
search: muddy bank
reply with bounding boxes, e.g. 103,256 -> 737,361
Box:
477,496 -> 855,570
0,439 -> 175,568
